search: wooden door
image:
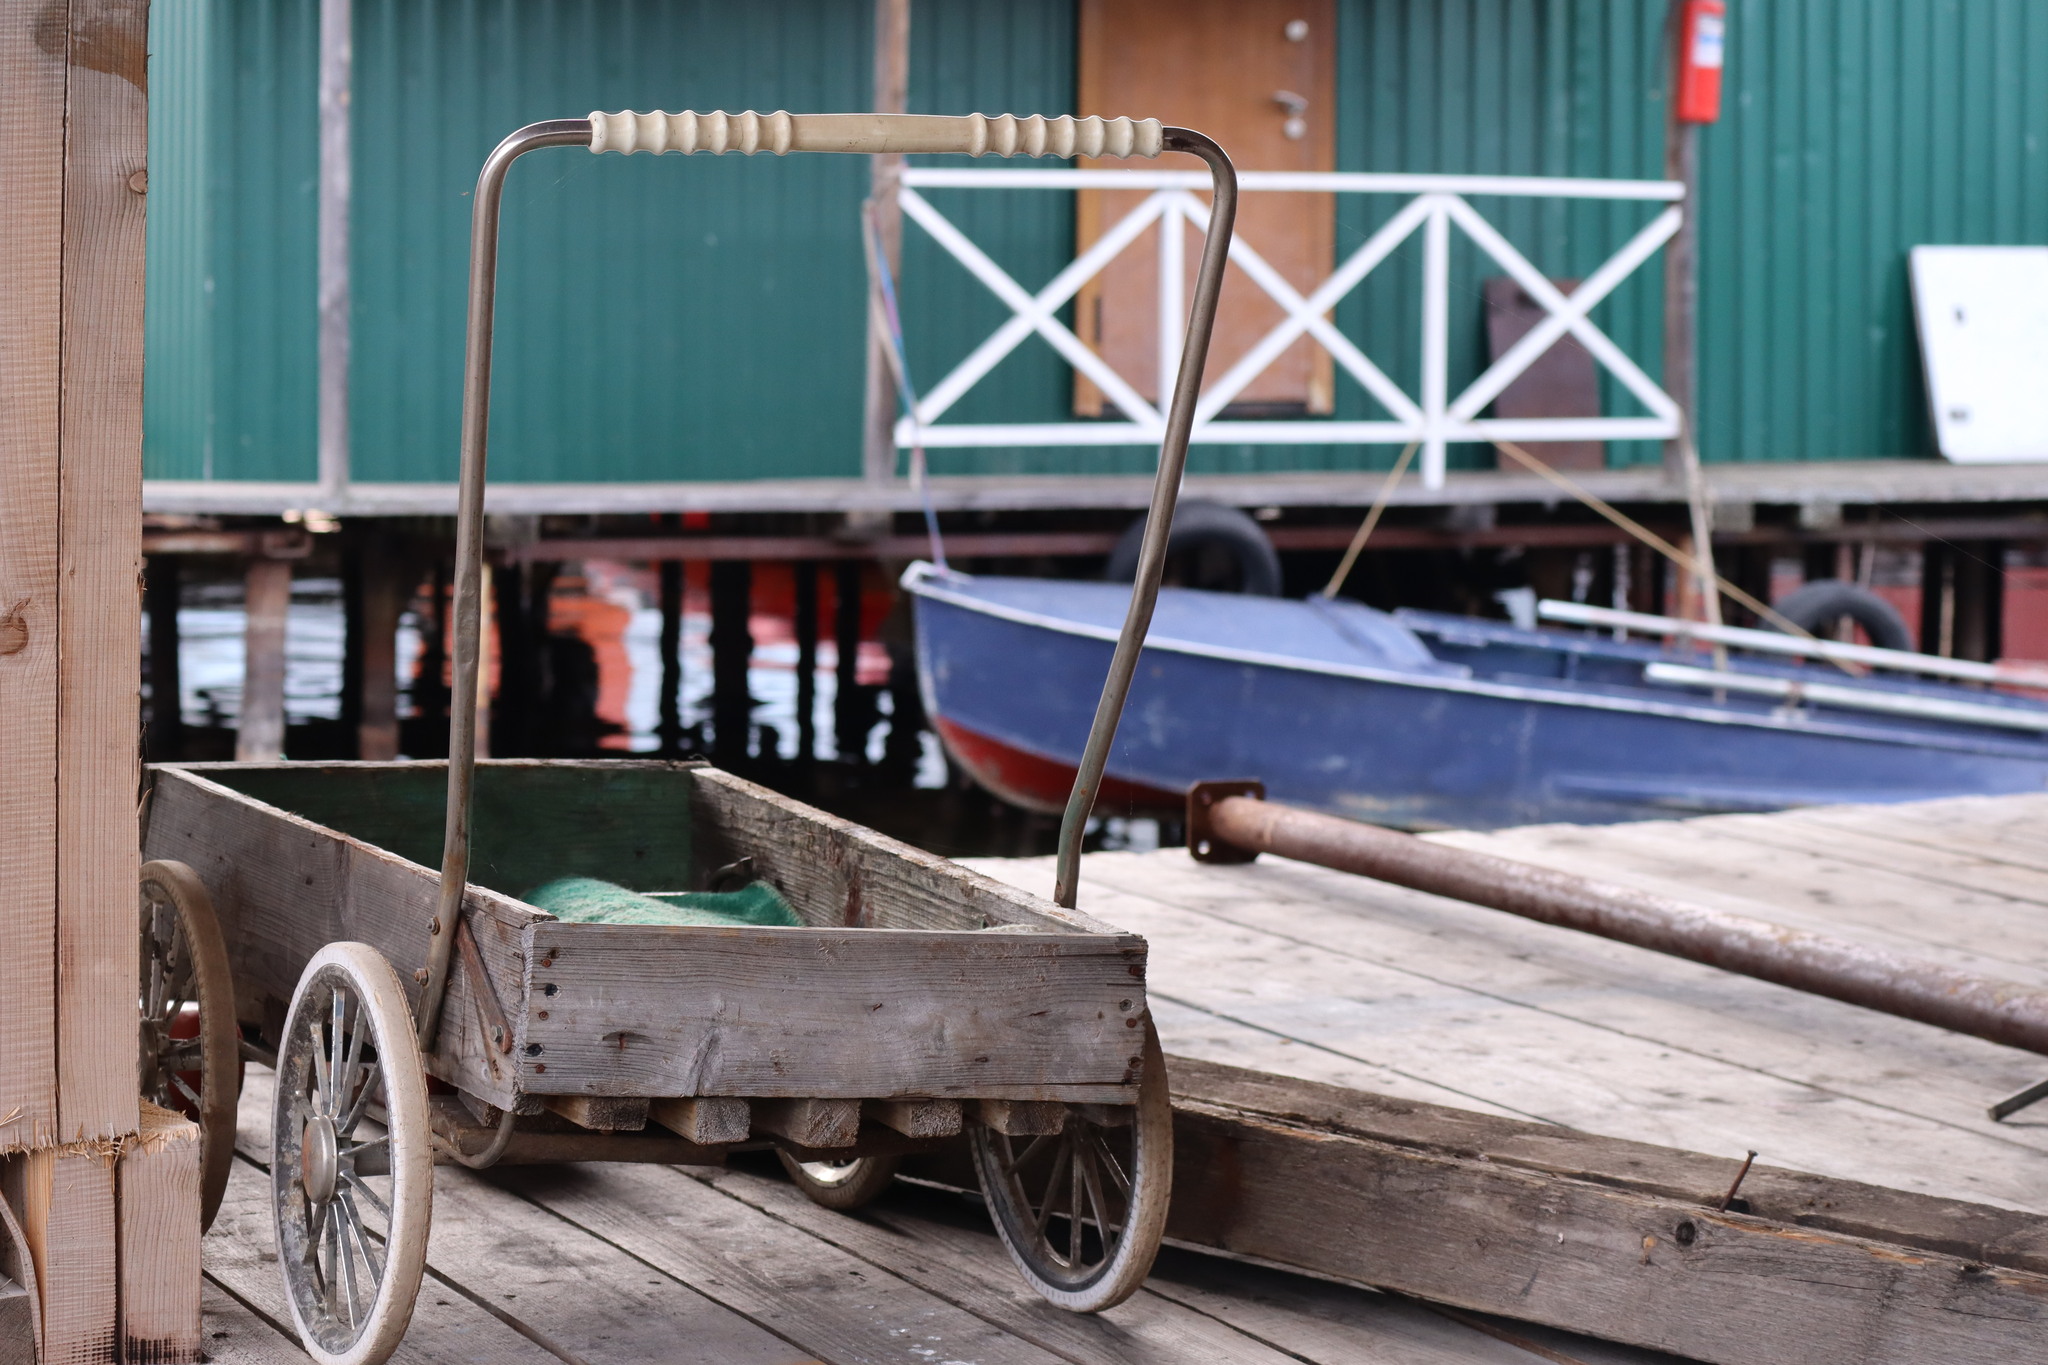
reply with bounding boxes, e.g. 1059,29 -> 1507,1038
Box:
1075,0 -> 1335,416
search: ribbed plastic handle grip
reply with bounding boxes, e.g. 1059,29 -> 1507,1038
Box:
588,109 -> 1165,159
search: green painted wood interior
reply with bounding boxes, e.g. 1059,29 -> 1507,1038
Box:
191,762 -> 697,900
144,1 -> 2048,484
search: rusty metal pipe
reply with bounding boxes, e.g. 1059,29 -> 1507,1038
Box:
1191,784 -> 2048,1058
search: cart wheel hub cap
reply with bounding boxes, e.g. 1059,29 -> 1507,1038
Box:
301,1114 -> 338,1204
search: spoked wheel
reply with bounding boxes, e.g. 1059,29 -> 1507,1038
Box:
138,859 -> 240,1232
970,1021 -> 1173,1312
272,943 -> 432,1365
776,1151 -> 901,1211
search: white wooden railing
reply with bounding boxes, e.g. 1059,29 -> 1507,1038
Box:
895,168 -> 1685,489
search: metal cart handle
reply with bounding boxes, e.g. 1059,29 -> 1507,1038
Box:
589,109 -> 1164,159
418,112 -> 1236,1047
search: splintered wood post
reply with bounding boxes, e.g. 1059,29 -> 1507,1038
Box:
0,0 -> 68,1154
117,1105 -> 202,1364
2,1147 -> 118,1365
237,556 -> 291,762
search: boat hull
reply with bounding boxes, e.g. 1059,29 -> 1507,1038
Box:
907,569 -> 2048,830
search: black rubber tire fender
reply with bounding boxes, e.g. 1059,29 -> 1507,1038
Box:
1768,578 -> 1914,652
1105,500 -> 1283,597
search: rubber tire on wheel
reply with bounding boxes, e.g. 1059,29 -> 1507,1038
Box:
1769,579 -> 1913,652
272,943 -> 433,1365
1106,501 -> 1283,597
970,1021 -> 1173,1313
139,859 -> 241,1233
776,1152 -> 902,1211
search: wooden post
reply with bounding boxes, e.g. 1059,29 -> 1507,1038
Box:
317,0 -> 351,501
116,1105 -> 202,1364
833,560 -> 870,764
860,0 -> 911,487
657,550 -> 685,757
144,557 -> 183,761
236,556 -> 291,762
1661,10 -> 1720,630
1,1147 -> 117,1365
794,560 -> 819,763
357,534 -> 403,760
0,0 -> 67,1156
709,560 -> 753,766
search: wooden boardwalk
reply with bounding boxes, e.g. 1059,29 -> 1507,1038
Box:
202,1065 -> 1675,1363
967,792 -> 2048,1216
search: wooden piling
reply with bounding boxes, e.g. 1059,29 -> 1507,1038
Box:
356,533 -> 405,760
833,560 -> 869,763
710,560 -> 753,766
794,559 -> 819,762
658,555 -> 685,756
143,557 -> 183,761
236,556 -> 291,762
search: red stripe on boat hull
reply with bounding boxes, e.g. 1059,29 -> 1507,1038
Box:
932,716 -> 1183,814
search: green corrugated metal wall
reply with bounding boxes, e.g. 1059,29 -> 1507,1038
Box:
143,1 -> 2048,485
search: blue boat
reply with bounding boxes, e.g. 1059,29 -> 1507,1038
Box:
903,562 -> 2048,830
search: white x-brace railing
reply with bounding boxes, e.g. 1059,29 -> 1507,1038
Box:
894,168 -> 1685,489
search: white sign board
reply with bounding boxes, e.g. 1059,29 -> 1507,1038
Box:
1910,245 -> 2048,463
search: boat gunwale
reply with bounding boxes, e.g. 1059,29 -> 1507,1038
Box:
902,563 -> 2048,760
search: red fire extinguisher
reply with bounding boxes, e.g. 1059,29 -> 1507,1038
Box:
1675,0 -> 1726,124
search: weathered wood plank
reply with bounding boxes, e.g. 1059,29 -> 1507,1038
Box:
117,1104 -> 202,1364
1159,1057 -> 2048,1365
999,852 -> 2048,1205
690,766 -> 1125,934
869,1098 -> 962,1139
540,1095 -> 648,1132
0,0 -> 70,1156
0,1278 -> 32,1365
416,1165 -> 817,1365
197,1279 -> 308,1365
650,1096 -> 751,1145
2,1144 -> 117,1365
143,767 -> 537,1109
694,1165 -> 1332,1365
186,760 -> 698,901
206,1160 -> 562,1365
497,1161 -> 1074,1365
975,1099 -> 1066,1136
750,1098 -> 859,1148
523,919 -> 1144,1101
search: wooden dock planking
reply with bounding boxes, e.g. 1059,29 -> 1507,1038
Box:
963,842 -> 2048,1212
207,1063 -> 1672,1364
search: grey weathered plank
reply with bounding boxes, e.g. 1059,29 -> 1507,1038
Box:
206,1160 -> 562,1365
693,1166 -> 1320,1365
521,920 -> 1145,1101
419,1166 -> 812,1365
496,1162 -> 1073,1365
750,1098 -> 859,1148
690,766 -> 1126,934
198,1279 -> 309,1365
650,1096 -> 752,1145
145,766 -> 539,1110
1013,852 -> 2048,1203
1161,1057 -> 2048,1365
869,1098 -> 962,1138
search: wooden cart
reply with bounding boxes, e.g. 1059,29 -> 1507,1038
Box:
134,107 -> 1236,1365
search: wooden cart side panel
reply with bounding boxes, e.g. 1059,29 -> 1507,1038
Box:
689,768 -> 1125,936
170,760 -> 698,901
142,768 -> 531,1109
520,921 -> 1148,1101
